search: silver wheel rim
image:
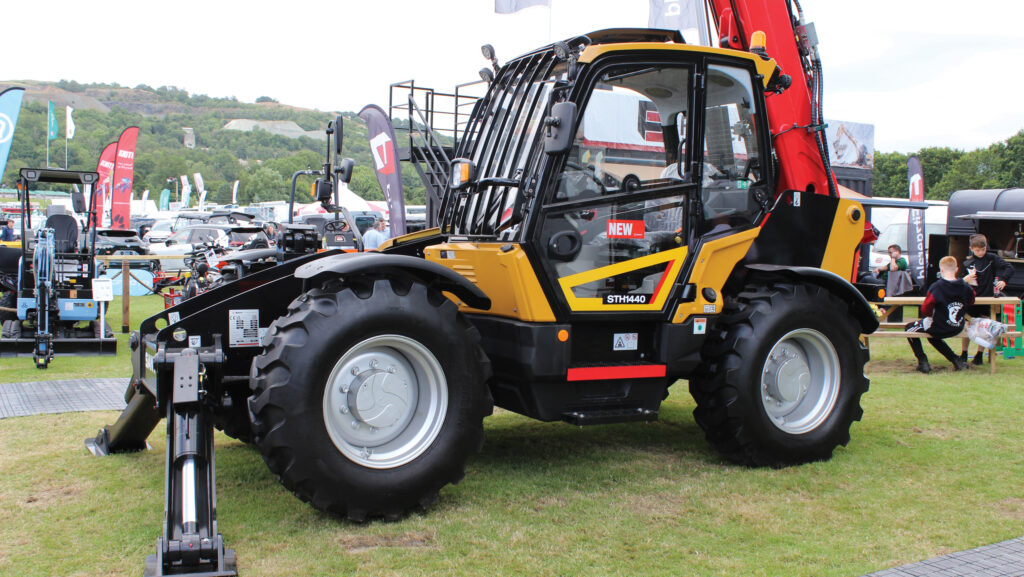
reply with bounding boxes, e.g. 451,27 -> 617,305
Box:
760,328 -> 840,434
322,334 -> 447,469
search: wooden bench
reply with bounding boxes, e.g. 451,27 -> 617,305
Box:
863,296 -> 1022,374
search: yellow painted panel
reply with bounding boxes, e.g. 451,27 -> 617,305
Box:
820,199 -> 866,282
557,247 -> 688,312
672,227 -> 760,323
578,43 -> 778,88
424,243 -> 556,322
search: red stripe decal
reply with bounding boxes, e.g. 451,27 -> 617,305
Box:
567,365 -> 667,381
650,260 -> 674,301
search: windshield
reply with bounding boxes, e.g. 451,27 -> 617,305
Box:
441,51 -> 564,239
167,229 -> 190,244
150,220 -> 173,233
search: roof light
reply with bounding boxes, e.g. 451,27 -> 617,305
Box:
750,31 -> 767,55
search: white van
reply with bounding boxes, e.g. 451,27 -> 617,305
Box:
869,201 -> 948,270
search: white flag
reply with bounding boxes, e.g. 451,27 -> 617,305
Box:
65,106 -> 75,139
180,175 -> 192,206
193,172 -> 205,194
231,180 -> 239,205
141,189 -> 149,205
648,0 -> 709,45
495,0 -> 549,14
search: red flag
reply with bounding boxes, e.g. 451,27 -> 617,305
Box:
109,126 -> 139,229
93,142 -> 117,228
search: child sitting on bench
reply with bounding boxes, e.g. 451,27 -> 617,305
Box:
906,255 -> 975,373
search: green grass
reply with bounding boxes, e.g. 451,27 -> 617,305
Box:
0,294 -> 165,382
1,314 -> 1022,576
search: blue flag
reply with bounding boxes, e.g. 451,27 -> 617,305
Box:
0,87 -> 25,183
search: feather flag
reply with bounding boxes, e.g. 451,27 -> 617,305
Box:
66,106 -> 75,139
47,101 -> 59,140
0,87 -> 25,181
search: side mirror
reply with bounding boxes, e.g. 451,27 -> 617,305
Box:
71,188 -> 87,213
334,115 -> 344,156
166,239 -> 176,246
315,178 -> 334,203
335,158 -> 355,184
543,102 -> 577,155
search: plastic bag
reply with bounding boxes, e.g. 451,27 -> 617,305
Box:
966,317 -> 1007,349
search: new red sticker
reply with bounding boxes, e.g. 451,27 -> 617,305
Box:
607,220 -> 645,239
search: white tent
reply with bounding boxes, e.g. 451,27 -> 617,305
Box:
338,183 -> 373,212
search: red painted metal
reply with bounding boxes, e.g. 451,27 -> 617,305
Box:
566,364 -> 667,382
708,0 -> 833,198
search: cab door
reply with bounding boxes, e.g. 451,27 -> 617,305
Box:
534,60 -> 698,317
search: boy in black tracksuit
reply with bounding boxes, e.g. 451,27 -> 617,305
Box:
962,234 -> 1015,364
907,255 -> 975,373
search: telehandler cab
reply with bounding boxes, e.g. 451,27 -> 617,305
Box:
89,2 -> 878,574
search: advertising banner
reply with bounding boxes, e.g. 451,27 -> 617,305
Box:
93,142 -> 117,228
109,126 -> 139,229
0,87 -> 25,182
359,104 -> 406,236
825,119 -> 874,169
906,155 -> 927,288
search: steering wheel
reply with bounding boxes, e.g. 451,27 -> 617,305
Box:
559,161 -> 607,199
324,219 -> 349,233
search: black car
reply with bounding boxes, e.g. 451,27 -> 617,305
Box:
93,228 -> 154,269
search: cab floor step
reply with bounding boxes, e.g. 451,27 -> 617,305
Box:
561,407 -> 658,426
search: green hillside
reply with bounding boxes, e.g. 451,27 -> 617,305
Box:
0,81 -> 426,206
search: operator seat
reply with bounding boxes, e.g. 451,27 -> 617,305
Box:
44,213 -> 79,253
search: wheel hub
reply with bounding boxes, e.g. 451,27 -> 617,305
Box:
760,328 -> 840,434
322,335 -> 447,469
329,353 -> 418,448
348,363 -> 414,429
763,344 -> 810,405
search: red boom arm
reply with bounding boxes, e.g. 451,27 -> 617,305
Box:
708,0 -> 836,198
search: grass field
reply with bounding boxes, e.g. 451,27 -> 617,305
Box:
1,297 -> 1022,576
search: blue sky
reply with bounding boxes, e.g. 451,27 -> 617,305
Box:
7,0 -> 1024,153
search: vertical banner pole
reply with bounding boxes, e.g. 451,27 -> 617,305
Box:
121,260 -> 130,333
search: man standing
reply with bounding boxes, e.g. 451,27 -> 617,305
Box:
0,219 -> 14,242
363,218 -> 387,250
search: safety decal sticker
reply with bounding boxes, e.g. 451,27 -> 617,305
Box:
694,318 -> 707,334
613,333 -> 638,351
229,309 -> 261,347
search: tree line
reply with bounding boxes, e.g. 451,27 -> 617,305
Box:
872,130 -> 1024,200
2,83 -> 428,207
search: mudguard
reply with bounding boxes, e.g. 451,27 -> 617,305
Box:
295,252 -> 492,311
745,264 -> 880,333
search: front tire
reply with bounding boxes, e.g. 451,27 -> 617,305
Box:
249,276 -> 492,521
690,282 -> 869,466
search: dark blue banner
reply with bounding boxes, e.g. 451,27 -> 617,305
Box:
358,104 -> 406,236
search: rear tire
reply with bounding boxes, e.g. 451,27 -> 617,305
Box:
0,292 -> 16,324
2,318 -> 21,339
690,282 -> 869,466
249,276 -> 492,521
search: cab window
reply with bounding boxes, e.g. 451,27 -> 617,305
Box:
700,63 -> 766,232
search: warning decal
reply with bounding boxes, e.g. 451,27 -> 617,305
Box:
613,333 -> 639,351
